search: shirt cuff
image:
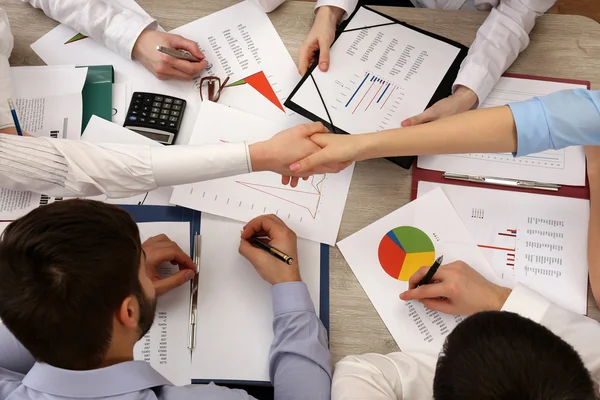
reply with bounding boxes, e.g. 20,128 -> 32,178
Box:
0,54 -> 14,129
453,62 -> 497,108
272,282 -> 316,316
315,0 -> 356,20
501,283 -> 551,324
150,142 -> 251,187
106,11 -> 157,60
508,98 -> 552,157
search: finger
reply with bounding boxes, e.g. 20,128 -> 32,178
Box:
155,64 -> 193,81
168,35 -> 205,60
399,282 -> 449,301
154,270 -> 195,297
419,298 -> 456,315
148,245 -> 196,271
401,109 -> 434,127
240,214 -> 286,240
407,266 -> 433,289
281,175 -> 291,185
238,239 -> 271,266
143,234 -> 170,245
170,58 -> 209,77
299,121 -> 328,137
289,149 -> 332,173
290,177 -> 300,187
298,43 -> 315,76
317,38 -> 331,72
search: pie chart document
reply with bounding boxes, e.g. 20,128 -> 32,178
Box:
337,188 -> 498,355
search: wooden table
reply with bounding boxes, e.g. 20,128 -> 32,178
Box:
3,0 -> 600,364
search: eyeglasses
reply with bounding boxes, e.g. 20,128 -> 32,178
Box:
199,76 -> 230,102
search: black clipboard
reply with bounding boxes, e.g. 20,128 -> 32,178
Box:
285,5 -> 468,169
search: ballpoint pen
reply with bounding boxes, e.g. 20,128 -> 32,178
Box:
250,236 -> 294,265
7,99 -> 23,136
416,255 -> 444,286
156,45 -> 202,62
443,172 -> 560,191
188,233 -> 201,357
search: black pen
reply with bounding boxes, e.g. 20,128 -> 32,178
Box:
416,255 -> 444,286
250,237 -> 294,265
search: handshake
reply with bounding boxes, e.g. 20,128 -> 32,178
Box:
247,122 -> 363,186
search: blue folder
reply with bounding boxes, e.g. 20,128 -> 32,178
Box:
119,205 -> 330,390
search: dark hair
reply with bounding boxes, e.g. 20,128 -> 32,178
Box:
433,311 -> 596,400
0,199 -> 144,370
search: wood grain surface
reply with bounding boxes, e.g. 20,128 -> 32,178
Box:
2,0 -> 600,364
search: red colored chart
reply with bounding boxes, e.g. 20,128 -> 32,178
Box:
378,226 -> 435,281
227,71 -> 285,112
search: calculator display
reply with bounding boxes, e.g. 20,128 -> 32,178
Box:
136,130 -> 172,143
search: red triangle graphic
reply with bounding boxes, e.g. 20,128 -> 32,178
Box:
244,71 -> 285,112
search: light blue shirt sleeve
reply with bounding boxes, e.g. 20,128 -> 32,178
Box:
508,89 -> 600,157
269,282 -> 332,400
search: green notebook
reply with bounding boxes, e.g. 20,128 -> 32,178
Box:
76,65 -> 114,133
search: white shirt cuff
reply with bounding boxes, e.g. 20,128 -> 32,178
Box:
0,54 -> 14,129
107,12 -> 157,60
453,62 -> 497,108
501,283 -> 552,324
315,0 -> 357,20
150,142 -> 251,187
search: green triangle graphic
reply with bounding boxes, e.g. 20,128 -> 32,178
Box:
226,78 -> 247,87
64,33 -> 88,45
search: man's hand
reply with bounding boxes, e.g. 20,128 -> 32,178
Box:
132,29 -> 208,80
401,86 -> 478,127
142,234 -> 196,296
249,122 -> 350,187
0,126 -> 31,136
239,214 -> 301,285
298,6 -> 344,75
288,132 -> 361,175
399,261 -> 511,316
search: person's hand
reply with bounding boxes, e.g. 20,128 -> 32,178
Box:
585,146 -> 600,183
399,261 -> 511,316
142,234 -> 196,296
0,126 -> 31,136
132,29 -> 208,80
401,86 -> 478,127
298,6 -> 344,75
249,122 -> 350,187
288,132 -> 362,175
239,214 -> 301,285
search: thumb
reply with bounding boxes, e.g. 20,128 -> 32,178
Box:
401,109 -> 433,127
169,34 -> 205,60
154,270 -> 194,296
317,38 -> 331,72
289,149 -> 331,173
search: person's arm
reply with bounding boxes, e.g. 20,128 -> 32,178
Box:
0,323 -> 35,375
240,215 -> 332,400
22,0 -> 207,80
585,146 -> 600,307
291,89 -> 600,174
0,8 -> 14,131
0,122 -> 331,197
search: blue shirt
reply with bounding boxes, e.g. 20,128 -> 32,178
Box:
0,282 -> 331,400
508,89 -> 600,157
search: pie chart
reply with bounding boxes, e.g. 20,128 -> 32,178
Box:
378,226 -> 435,281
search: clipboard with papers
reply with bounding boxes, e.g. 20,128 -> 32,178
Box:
285,5 -> 468,169
411,73 -> 592,316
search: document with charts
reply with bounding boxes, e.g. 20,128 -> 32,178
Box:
169,102 -> 354,245
417,181 -> 589,315
337,188 -> 498,354
417,77 -> 588,186
285,6 -> 465,135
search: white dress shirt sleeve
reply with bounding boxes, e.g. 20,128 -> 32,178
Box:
0,134 -> 251,198
315,0 -> 358,20
21,0 -> 156,60
0,8 -> 14,130
453,0 -> 556,105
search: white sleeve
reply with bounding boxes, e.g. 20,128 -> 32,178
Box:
0,8 -> 14,129
21,0 -> 156,60
453,0 -> 556,105
502,284 -> 600,382
331,352 -> 436,399
315,0 -> 358,20
251,0 -> 287,13
0,134 -> 251,198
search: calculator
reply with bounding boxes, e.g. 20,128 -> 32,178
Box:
123,92 -> 186,145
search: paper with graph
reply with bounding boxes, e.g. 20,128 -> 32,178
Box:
417,181 -> 589,315
417,77 -> 587,186
169,102 -> 354,245
337,188 -> 498,354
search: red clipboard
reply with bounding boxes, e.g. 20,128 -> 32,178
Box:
411,73 -> 592,201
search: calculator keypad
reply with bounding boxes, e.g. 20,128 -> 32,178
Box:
124,92 -> 187,141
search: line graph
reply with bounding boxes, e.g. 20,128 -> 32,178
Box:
235,175 -> 326,219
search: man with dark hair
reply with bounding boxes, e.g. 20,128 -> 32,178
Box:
332,261 -> 600,399
0,199 -> 331,400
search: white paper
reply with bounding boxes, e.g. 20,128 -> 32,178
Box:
288,6 -> 461,134
337,188 -> 498,354
417,77 -> 587,186
417,181 -> 589,314
80,116 -> 173,205
133,222 -> 192,386
169,1 -> 308,129
192,214 -> 321,382
169,102 -> 354,245
11,66 -> 87,140
111,83 -> 132,126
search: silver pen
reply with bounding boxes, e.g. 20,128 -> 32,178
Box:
443,172 -> 560,191
156,45 -> 202,62
188,233 -> 201,357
